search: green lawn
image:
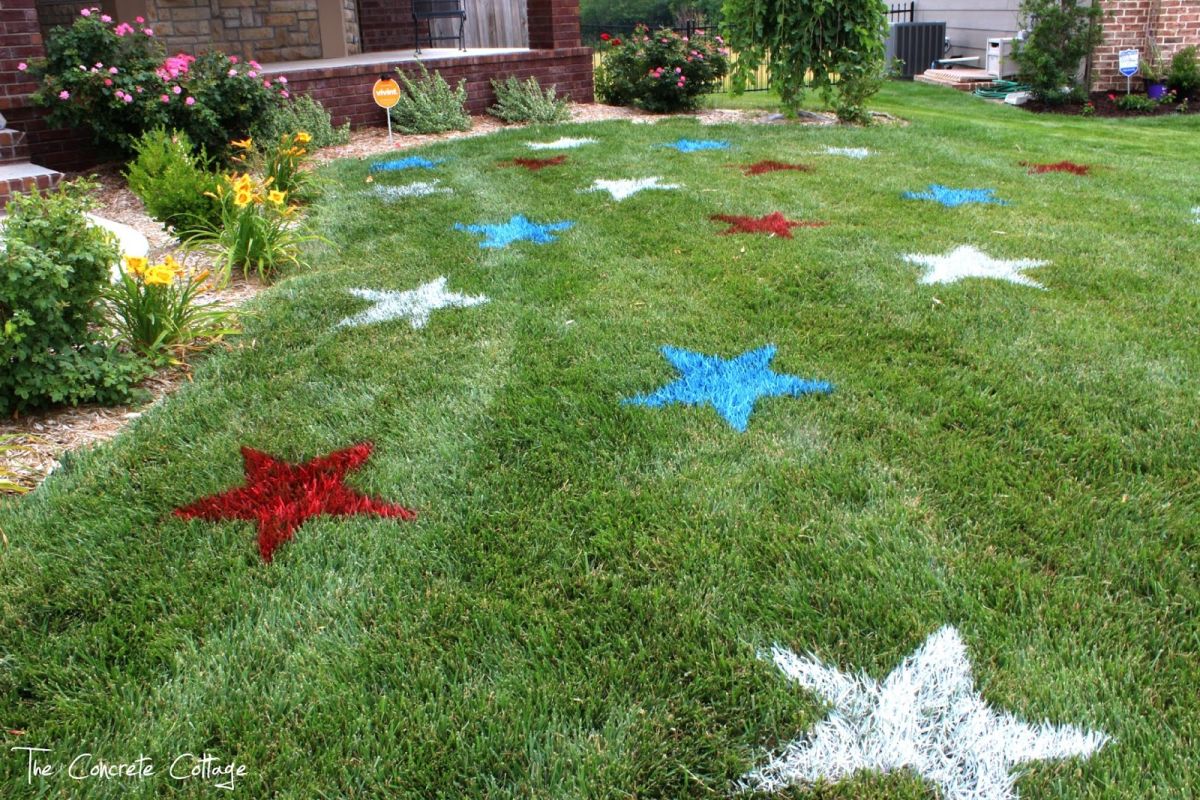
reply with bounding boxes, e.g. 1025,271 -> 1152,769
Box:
2,82 -> 1198,798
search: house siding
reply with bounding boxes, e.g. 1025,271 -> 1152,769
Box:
914,0 -> 1021,60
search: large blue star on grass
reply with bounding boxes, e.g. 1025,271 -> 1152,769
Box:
623,345 -> 832,432
370,156 -> 444,172
453,214 -> 574,249
902,184 -> 1007,207
661,138 -> 730,153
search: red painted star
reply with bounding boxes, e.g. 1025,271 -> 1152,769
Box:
741,160 -> 813,176
503,155 -> 567,171
1020,160 -> 1091,175
710,212 -> 827,238
175,442 -> 416,562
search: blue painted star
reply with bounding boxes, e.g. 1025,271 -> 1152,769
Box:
902,184 -> 1007,207
453,214 -> 574,249
370,156 -> 444,172
661,138 -> 730,153
623,345 -> 832,432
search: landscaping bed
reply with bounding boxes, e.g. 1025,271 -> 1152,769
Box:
1024,89 -> 1200,117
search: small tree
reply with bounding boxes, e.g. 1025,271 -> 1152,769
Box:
720,0 -> 889,123
1013,0 -> 1106,104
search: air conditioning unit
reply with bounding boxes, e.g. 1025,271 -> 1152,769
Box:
886,22 -> 947,79
986,38 -> 1018,78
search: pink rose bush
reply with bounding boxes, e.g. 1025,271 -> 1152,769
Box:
595,24 -> 729,112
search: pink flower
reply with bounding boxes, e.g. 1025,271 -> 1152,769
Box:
109,66 -> 118,74
114,22 -> 133,36
278,76 -> 287,84
80,8 -> 91,16
263,80 -> 271,88
249,60 -> 261,69
160,94 -> 169,102
143,28 -> 153,36
101,14 -> 111,22
229,56 -> 239,64
172,85 -> 182,94
228,69 -> 237,77
123,94 -> 133,103
135,85 -> 143,92
247,70 -> 257,78
675,67 -> 682,74
17,62 -> 26,71
281,90 -> 289,98
95,62 -> 103,68
185,96 -> 195,105
104,78 -> 113,86
58,90 -> 70,99
135,15 -> 144,23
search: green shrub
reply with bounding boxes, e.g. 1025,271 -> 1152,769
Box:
27,8 -> 285,157
1168,46 -> 1200,98
253,93 -> 350,148
1013,0 -> 1105,104
488,76 -> 571,123
0,183 -> 147,414
125,128 -> 221,236
595,25 -> 728,113
1115,93 -> 1159,113
389,64 -> 471,134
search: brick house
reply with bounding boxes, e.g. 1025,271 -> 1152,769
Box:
0,0 -> 592,190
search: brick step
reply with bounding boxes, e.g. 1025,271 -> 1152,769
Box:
0,128 -> 31,165
0,162 -> 64,211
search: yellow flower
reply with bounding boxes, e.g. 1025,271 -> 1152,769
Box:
143,264 -> 175,286
163,254 -> 184,275
295,131 -> 312,144
234,190 -> 254,207
231,137 -> 253,150
124,255 -> 148,276
232,173 -> 254,192
268,189 -> 286,205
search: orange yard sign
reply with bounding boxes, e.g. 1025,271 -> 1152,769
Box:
372,77 -> 401,108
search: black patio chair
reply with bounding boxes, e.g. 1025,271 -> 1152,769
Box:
412,0 -> 467,54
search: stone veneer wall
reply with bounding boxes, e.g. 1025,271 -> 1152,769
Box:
1095,0 -> 1200,89
145,0 -> 360,63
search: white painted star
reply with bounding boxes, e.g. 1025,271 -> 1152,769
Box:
903,245 -> 1049,289
372,181 -> 451,200
739,626 -> 1108,799
824,146 -> 871,159
336,276 -> 488,329
1191,206 -> 1199,224
583,176 -> 681,201
526,137 -> 597,150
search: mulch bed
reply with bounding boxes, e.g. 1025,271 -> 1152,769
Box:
1023,90 -> 1200,117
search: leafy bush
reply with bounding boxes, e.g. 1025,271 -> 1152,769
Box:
1115,93 -> 1159,113
0,183 -> 146,414
125,128 -> 221,236
185,172 -> 317,282
27,7 -> 286,157
106,254 -> 235,363
721,0 -> 886,120
488,76 -> 571,123
1168,46 -> 1200,98
1013,0 -> 1105,104
595,25 -> 728,113
389,64 -> 471,134
253,93 -> 350,148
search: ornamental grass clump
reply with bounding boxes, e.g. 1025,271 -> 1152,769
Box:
105,254 -> 237,363
186,172 -> 317,282
595,25 -> 729,112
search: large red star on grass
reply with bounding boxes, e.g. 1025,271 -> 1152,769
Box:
174,442 -> 416,562
710,212 -> 827,239
741,160 -> 814,176
502,155 -> 568,171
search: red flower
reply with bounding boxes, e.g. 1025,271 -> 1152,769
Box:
611,38 -> 622,46
600,32 -> 610,41
1108,93 -> 1116,101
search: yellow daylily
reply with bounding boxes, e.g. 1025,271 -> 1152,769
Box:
124,255 -> 148,277
295,131 -> 312,144
234,190 -> 254,207
143,264 -> 176,286
268,189 -> 287,205
163,254 -> 183,274
231,137 -> 253,150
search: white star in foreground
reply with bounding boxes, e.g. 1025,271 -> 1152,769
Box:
903,245 -> 1049,289
584,176 -> 680,201
739,626 -> 1108,800
526,137 -> 597,150
336,276 -> 488,329
1191,206 -> 1199,224
372,181 -> 451,200
824,146 -> 871,159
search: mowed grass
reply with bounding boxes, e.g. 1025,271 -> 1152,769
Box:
2,82 -> 1198,798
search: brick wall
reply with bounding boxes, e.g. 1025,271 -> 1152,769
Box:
0,0 -> 44,114
527,0 -> 580,49
281,47 -> 593,124
358,0 -> 417,52
1095,0 -> 1200,89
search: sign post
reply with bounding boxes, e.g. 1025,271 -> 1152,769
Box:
1118,49 -> 1139,95
372,74 -> 401,145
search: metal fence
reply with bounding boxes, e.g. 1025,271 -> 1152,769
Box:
589,4 -> 916,96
